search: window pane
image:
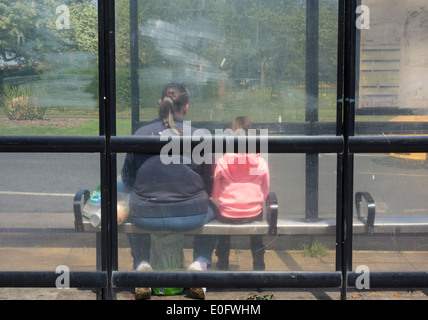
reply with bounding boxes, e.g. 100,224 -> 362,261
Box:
0,1 -> 99,136
355,0 -> 428,272
116,0 -> 339,274
116,0 -> 338,133
354,153 -> 428,271
0,153 -> 100,272
356,0 -> 428,132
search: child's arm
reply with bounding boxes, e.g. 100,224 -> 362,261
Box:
262,166 -> 270,201
211,165 -> 222,201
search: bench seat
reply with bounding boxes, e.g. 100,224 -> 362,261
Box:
78,217 -> 367,235
371,216 -> 428,234
75,189 -> 428,236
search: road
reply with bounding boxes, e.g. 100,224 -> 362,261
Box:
1,152 -> 428,255
1,152 -> 427,219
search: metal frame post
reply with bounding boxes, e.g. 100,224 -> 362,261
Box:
335,0 -> 345,273
305,0 -> 320,220
340,0 -> 357,300
98,0 -> 118,300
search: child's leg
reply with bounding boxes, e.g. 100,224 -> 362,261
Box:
215,235 -> 231,270
250,235 -> 265,271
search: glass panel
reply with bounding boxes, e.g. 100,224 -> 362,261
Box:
116,0 -> 339,279
116,0 -> 338,134
353,153 -> 428,271
356,0 -> 428,132
0,153 -> 100,272
0,1 -> 99,136
0,0 -> 100,297
355,0 -> 428,273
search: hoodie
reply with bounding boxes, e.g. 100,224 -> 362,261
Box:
212,153 -> 270,219
121,117 -> 213,222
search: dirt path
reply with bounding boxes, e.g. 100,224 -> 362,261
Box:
0,118 -> 85,127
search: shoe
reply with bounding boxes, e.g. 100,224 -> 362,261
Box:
188,261 -> 207,271
135,261 -> 152,300
135,287 -> 152,300
136,261 -> 153,272
190,287 -> 207,299
188,261 -> 207,299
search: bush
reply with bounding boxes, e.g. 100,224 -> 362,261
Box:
2,86 -> 45,120
116,68 -> 131,111
301,240 -> 329,258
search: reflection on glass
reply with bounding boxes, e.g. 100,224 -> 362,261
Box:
116,0 -> 338,135
0,1 -> 98,135
354,153 -> 428,271
116,0 -> 339,275
355,0 -> 428,273
357,0 -> 428,134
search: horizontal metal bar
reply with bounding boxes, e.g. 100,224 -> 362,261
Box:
0,271 -> 107,288
2,270 -> 427,290
349,136 -> 428,153
4,135 -> 427,154
348,271 -> 428,288
111,136 -> 344,154
0,136 -> 105,153
112,271 -> 342,288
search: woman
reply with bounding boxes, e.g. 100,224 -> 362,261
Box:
121,83 -> 216,299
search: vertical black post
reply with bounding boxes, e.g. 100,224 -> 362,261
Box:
341,0 -> 357,300
335,0 -> 345,272
130,0 -> 140,134
98,0 -> 118,300
97,0 -> 106,300
305,0 -> 319,219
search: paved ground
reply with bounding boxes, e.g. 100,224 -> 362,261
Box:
1,246 -> 428,300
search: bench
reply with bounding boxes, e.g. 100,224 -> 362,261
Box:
74,191 -> 279,235
355,191 -> 428,234
74,188 -> 428,236
73,190 -> 375,236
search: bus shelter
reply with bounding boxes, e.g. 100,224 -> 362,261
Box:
1,0 -> 428,300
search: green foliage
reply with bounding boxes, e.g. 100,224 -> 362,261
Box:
0,0 -> 339,117
67,1 -> 98,55
2,85 -> 45,120
0,0 -> 37,55
301,240 -> 329,258
116,68 -> 132,111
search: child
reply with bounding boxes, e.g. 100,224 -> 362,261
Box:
211,116 -> 270,270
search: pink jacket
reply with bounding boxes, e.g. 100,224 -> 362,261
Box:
212,153 -> 270,219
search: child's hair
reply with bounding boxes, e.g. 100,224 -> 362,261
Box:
159,83 -> 190,134
232,116 -> 253,135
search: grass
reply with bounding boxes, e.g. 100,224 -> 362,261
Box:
0,119 -> 133,136
0,82 -> 396,135
301,240 -> 329,258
